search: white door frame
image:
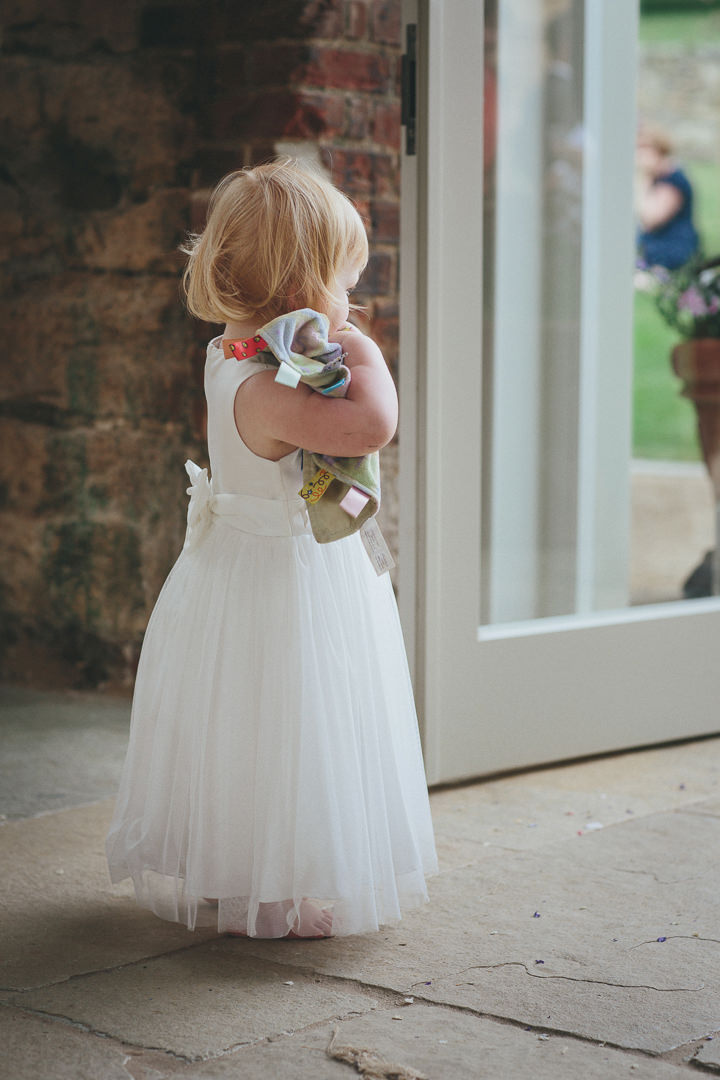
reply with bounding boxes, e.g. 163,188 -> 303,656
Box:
399,0 -> 720,786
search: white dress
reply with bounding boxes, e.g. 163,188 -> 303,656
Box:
106,337 -> 438,938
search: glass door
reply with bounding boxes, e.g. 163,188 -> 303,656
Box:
400,0 -> 720,785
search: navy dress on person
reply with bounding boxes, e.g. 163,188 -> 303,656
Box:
637,168 -> 699,271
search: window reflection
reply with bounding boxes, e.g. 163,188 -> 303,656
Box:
481,0 -> 720,625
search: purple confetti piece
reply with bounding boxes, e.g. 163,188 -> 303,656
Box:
657,936 -> 667,943
533,911 -> 541,918
535,960 -> 545,965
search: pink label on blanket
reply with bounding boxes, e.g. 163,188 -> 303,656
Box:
339,487 -> 369,518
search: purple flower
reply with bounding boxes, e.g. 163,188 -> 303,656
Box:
678,287 -> 709,316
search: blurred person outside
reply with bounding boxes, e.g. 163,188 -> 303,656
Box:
635,126 -> 699,281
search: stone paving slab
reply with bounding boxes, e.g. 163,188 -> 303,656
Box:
4,1001 -> 700,1080
153,1005 -> 704,1080
0,687 -> 130,820
1,1007 -> 134,1080
677,796 -> 720,819
4,942 -> 379,1061
696,1036 -> 720,1070
430,736 -> 720,864
0,800 -> 215,991
237,810 -> 720,1053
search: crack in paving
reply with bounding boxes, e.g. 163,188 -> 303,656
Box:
0,999 -> 192,1062
1,996 -> 387,1066
378,991 -> 712,1066
8,977 -> 713,1073
0,935 -> 223,995
612,865 -> 719,885
411,961 -> 705,993
629,935 -> 720,951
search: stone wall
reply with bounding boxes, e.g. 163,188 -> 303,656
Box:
638,43 -> 720,162
0,0 -> 402,689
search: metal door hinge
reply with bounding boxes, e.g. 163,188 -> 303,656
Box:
401,23 -> 417,156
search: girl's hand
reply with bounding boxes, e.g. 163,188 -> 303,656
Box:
234,328 -> 398,460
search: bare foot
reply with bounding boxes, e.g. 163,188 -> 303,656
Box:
290,899 -> 334,938
227,898 -> 333,939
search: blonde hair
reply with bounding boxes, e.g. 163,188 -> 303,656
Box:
182,159 -> 369,325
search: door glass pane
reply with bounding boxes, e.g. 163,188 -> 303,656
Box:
632,1 -> 720,605
480,0 -> 720,627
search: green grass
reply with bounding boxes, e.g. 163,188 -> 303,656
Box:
687,160 -> 720,252
632,159 -> 720,461
633,292 -> 700,461
639,10 -> 720,44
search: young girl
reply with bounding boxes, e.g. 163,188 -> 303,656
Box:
106,159 -> 438,939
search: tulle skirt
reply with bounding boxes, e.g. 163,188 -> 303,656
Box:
106,519 -> 438,937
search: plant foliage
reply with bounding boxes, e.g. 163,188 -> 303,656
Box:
655,257 -> 720,339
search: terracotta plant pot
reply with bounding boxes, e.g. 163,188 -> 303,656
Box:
672,338 -> 720,495
672,338 -> 720,594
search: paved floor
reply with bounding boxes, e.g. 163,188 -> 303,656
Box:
2,686 -> 720,1079
630,460 -> 714,605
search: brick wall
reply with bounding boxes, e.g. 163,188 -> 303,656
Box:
0,0 -> 402,689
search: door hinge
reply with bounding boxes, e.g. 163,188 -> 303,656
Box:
401,23 -> 417,157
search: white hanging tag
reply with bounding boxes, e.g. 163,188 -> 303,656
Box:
274,362 -> 301,388
360,518 -> 395,575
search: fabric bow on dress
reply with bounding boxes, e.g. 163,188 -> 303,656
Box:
183,460 -> 213,552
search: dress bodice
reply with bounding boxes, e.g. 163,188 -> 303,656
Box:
205,337 -> 303,502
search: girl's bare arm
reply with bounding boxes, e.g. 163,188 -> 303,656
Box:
234,327 -> 398,459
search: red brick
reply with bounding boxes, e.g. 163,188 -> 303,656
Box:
214,90 -> 325,140
355,250 -> 394,296
346,0 -> 369,40
303,0 -> 345,38
345,96 -> 371,140
371,0 -> 401,46
300,90 -> 346,132
324,147 -> 372,195
323,148 -> 399,201
373,298 -> 399,320
370,298 -> 399,369
370,199 -> 399,242
344,196 -> 370,233
372,151 -> 399,198
303,46 -> 392,93
372,100 -> 401,149
372,327 -> 398,371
